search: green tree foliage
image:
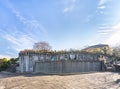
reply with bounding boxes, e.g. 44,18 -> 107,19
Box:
2,58 -> 8,62
0,58 -> 9,71
9,58 -> 18,64
0,57 -> 18,71
0,58 -> 7,64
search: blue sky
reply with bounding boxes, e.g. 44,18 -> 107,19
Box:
0,0 -> 120,58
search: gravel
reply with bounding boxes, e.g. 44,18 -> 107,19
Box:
0,72 -> 119,89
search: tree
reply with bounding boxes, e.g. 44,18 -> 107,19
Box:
0,58 -> 9,71
9,58 -> 18,64
112,46 -> 120,57
2,58 -> 8,62
0,57 -> 19,72
33,41 -> 52,51
0,58 -> 8,64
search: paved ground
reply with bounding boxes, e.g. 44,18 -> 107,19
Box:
0,72 -> 120,89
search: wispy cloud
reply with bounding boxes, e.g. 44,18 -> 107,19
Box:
0,51 -> 16,58
97,24 -> 112,34
0,54 -> 11,59
0,1 -> 50,58
10,6 -> 27,24
63,0 -> 77,13
8,4 -> 48,38
97,0 -> 110,10
98,29 -> 113,34
98,0 -> 108,6
0,29 -> 36,52
97,22 -> 120,46
105,23 -> 120,46
98,5 -> 106,9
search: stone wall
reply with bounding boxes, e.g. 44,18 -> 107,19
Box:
34,60 -> 101,73
19,50 -> 105,73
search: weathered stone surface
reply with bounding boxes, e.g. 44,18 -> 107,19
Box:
19,50 -> 106,73
34,60 -> 101,73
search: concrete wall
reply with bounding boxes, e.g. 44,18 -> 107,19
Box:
19,51 -> 105,73
34,60 -> 101,73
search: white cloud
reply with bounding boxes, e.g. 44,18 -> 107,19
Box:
97,0 -> 110,10
26,19 -> 48,38
3,33 -> 36,52
63,0 -> 77,13
0,3 -> 49,58
98,5 -> 106,9
8,5 -> 48,38
96,22 -> 120,47
3,4 -> 49,52
63,7 -> 74,13
98,29 -> 113,34
98,0 -> 108,6
105,23 -> 120,46
0,54 -> 11,59
0,29 -> 36,52
4,34 -> 21,46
